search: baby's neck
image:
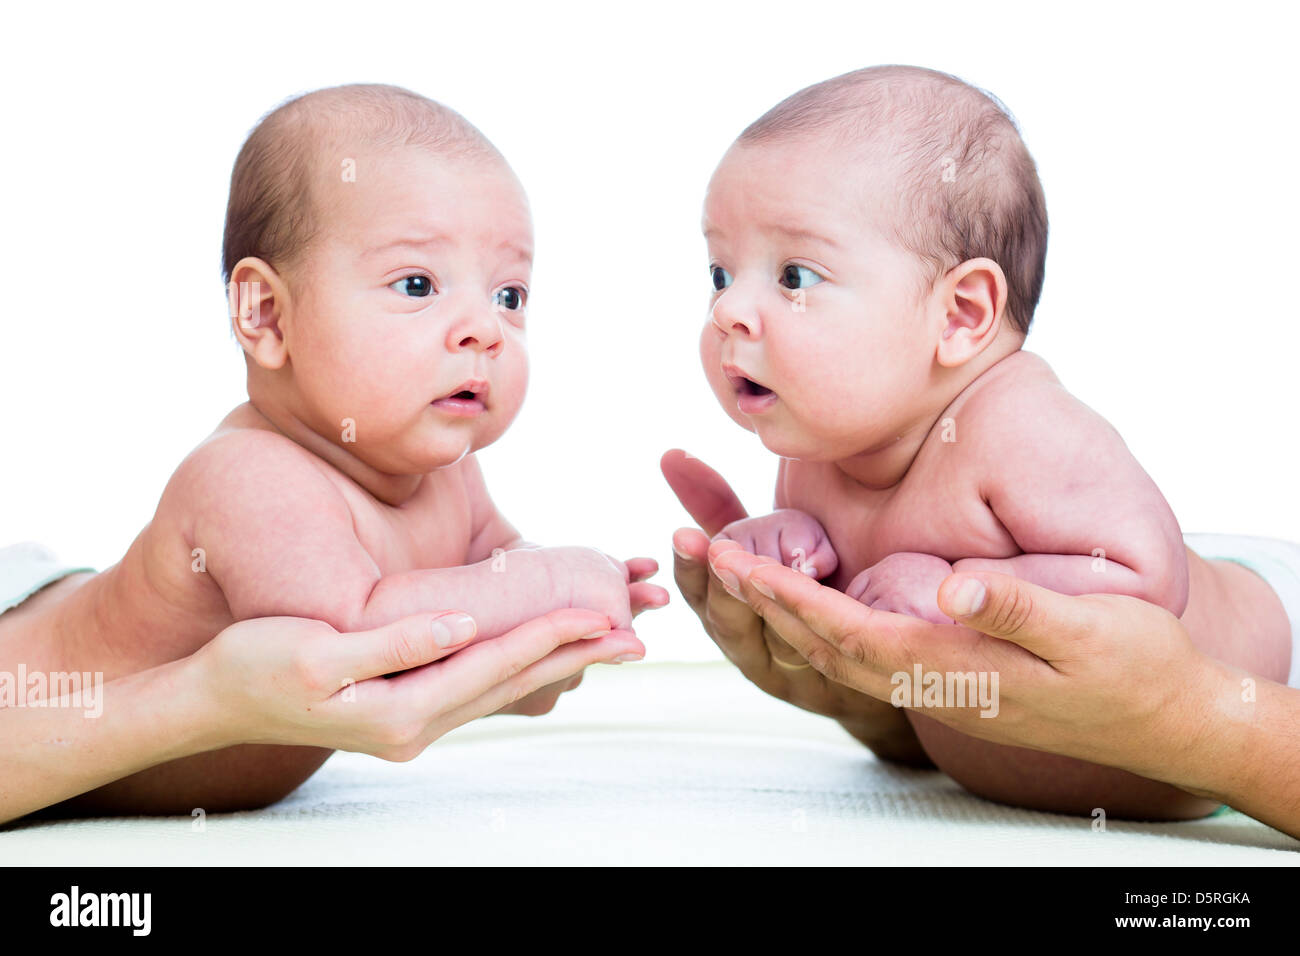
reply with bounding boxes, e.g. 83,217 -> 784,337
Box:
242,389 -> 424,508
833,340 -> 1024,492
832,419 -> 936,492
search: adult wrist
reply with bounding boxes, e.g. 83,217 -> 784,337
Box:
1133,653 -> 1244,803
167,647 -> 243,754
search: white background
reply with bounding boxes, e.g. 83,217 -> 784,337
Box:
1,0 -> 1296,660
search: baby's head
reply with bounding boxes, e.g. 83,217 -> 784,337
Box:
701,65 -> 1048,464
224,84 -> 532,475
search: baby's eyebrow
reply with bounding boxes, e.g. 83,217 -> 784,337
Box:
769,224 -> 841,251
701,222 -> 841,253
362,234 -> 452,259
362,233 -> 533,263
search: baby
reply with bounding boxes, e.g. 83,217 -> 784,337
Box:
699,65 -> 1292,818
11,84 -> 664,811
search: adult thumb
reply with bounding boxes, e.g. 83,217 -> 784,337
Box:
937,571 -> 1090,658
659,448 -> 748,537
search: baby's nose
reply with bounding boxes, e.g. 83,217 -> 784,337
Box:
711,294 -> 761,339
448,306 -> 505,355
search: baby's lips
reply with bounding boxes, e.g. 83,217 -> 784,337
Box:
721,362 -> 767,391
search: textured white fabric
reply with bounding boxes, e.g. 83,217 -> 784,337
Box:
0,541 -> 94,614
1184,532 -> 1300,688
2,663 -> 1297,865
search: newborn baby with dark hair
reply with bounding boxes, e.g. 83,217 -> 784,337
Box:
698,65 -> 1291,819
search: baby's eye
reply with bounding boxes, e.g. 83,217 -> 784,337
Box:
710,265 -> 733,292
389,275 -> 434,298
779,264 -> 825,290
493,286 -> 527,312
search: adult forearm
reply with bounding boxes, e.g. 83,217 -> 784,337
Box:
1158,659 -> 1300,838
0,655 -> 226,825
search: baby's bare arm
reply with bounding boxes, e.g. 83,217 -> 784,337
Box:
184,433 -> 619,644
461,453 -> 534,558
956,381 -> 1188,614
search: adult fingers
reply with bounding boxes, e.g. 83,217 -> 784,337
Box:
437,630 -> 644,730
724,549 -> 1040,698
331,611 -> 479,685
404,608 -> 635,715
711,548 -> 884,690
700,539 -> 781,667
660,448 -> 748,537
671,526 -> 713,618
936,572 -> 1104,665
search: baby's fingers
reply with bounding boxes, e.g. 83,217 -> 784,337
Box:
782,537 -> 839,580
629,580 -> 670,616
624,556 -> 660,583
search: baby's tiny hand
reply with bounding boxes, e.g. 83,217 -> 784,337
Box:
846,552 -> 954,625
535,546 -> 635,632
713,509 -> 838,580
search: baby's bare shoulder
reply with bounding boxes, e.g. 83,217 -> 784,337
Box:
944,351 -> 1175,551
951,351 -> 1125,462
158,421 -> 349,537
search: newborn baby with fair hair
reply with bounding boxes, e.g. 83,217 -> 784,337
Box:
700,65 -> 1292,818
6,84 -> 665,812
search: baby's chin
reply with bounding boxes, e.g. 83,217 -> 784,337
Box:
413,428 -> 491,471
347,419 -> 496,475
749,419 -> 845,463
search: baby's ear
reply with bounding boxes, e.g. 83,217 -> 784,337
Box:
934,257 -> 1008,368
228,257 -> 291,370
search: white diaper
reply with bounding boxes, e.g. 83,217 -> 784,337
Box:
0,541 -> 96,615
1183,532 -> 1300,689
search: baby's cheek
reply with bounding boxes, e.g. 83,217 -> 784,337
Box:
478,354 -> 528,442
698,320 -> 719,365
296,338 -> 382,426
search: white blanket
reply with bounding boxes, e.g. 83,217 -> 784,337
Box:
2,662 -> 1297,865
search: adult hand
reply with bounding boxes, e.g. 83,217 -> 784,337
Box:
660,448 -> 929,765
708,545 -> 1246,788
498,554 -> 667,716
201,607 -> 644,761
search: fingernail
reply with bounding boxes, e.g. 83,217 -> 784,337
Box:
580,629 -> 612,641
433,613 -> 476,647
948,579 -> 987,617
713,566 -> 745,600
613,653 -> 642,663
751,576 -> 775,600
672,541 -> 691,560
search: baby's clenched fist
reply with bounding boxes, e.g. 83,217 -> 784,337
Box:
712,509 -> 839,580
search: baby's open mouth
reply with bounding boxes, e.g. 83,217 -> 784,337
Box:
723,364 -> 778,413
431,378 -> 489,417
